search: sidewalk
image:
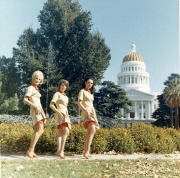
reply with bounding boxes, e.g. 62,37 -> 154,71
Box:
1,153 -> 180,160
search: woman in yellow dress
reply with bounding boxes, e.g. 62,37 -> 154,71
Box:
23,70 -> 46,158
78,77 -> 99,159
49,79 -> 71,159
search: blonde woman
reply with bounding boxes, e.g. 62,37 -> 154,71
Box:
78,77 -> 99,159
24,70 -> 46,158
49,79 -> 71,159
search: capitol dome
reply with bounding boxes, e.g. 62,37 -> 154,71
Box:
122,43 -> 144,63
117,43 -> 150,93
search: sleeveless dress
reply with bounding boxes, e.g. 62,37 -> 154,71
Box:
78,89 -> 99,129
51,92 -> 71,129
24,85 -> 46,126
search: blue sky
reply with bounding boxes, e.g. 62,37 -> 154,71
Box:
0,0 -> 179,93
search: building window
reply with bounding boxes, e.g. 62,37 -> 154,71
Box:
144,113 -> 146,118
129,67 -> 130,71
139,104 -> 141,109
143,104 -> 146,109
132,67 -> 134,71
132,76 -> 134,83
130,112 -> 135,118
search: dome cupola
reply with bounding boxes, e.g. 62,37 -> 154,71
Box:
123,43 -> 144,63
117,43 -> 150,93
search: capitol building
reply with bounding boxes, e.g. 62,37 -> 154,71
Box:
117,43 -> 158,124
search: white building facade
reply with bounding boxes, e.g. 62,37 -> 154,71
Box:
117,43 -> 158,122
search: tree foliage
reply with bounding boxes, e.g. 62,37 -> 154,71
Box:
153,73 -> 180,129
152,94 -> 171,127
163,74 -> 180,129
13,0 -> 111,115
94,81 -> 131,118
0,56 -> 20,114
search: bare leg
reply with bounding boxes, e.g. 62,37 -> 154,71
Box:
56,127 -> 69,159
59,127 -> 69,158
57,129 -> 63,153
84,123 -> 96,158
27,123 -> 44,158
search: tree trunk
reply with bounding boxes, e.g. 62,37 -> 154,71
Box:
175,107 -> 179,130
170,108 -> 174,128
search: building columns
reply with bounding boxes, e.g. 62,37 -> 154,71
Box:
134,101 -> 137,119
141,101 -> 144,120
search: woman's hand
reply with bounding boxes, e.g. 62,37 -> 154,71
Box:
86,111 -> 91,119
57,111 -> 64,119
35,106 -> 42,115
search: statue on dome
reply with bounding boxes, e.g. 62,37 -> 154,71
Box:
131,42 -> 136,52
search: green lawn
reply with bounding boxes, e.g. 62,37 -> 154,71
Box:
1,159 -> 180,178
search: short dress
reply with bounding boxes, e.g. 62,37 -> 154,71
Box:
78,89 -> 99,129
51,92 -> 71,129
24,85 -> 46,126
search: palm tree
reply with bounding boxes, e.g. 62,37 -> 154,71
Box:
163,76 -> 180,130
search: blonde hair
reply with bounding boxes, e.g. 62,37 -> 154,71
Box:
58,79 -> 69,91
32,70 -> 44,85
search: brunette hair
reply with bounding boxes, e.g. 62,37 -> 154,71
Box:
58,79 -> 69,91
82,77 -> 95,94
32,70 -> 44,85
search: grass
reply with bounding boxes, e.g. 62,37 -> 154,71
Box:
1,158 -> 180,178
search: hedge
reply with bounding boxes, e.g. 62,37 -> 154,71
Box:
0,120 -> 179,154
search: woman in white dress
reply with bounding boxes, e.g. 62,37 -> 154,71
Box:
24,70 -> 46,158
49,79 -> 71,159
78,77 -> 99,159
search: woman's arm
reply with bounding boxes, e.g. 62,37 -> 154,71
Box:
78,100 -> 90,118
49,101 -> 63,117
23,96 -> 42,115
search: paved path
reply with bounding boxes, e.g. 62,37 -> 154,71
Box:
1,153 -> 180,160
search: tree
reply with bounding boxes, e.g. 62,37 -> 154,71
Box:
13,0 -> 111,115
94,81 -> 131,118
152,94 -> 171,127
163,75 -> 180,129
0,72 -> 19,114
0,56 -> 20,114
0,56 -> 21,98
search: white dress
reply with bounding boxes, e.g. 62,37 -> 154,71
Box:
51,92 -> 71,129
78,89 -> 99,128
24,85 -> 46,125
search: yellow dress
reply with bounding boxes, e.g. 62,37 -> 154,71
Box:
24,86 -> 46,126
78,89 -> 99,128
51,92 -> 71,129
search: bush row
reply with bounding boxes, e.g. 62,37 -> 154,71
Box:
0,120 -> 180,154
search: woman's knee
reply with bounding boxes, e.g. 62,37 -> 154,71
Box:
64,127 -> 69,136
88,124 -> 96,134
35,124 -> 44,135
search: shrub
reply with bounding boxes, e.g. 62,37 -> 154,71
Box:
1,120 -> 180,154
106,127 -> 135,154
65,124 -> 86,154
154,127 -> 176,153
130,123 -> 158,153
91,128 -> 108,153
165,128 -> 180,151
